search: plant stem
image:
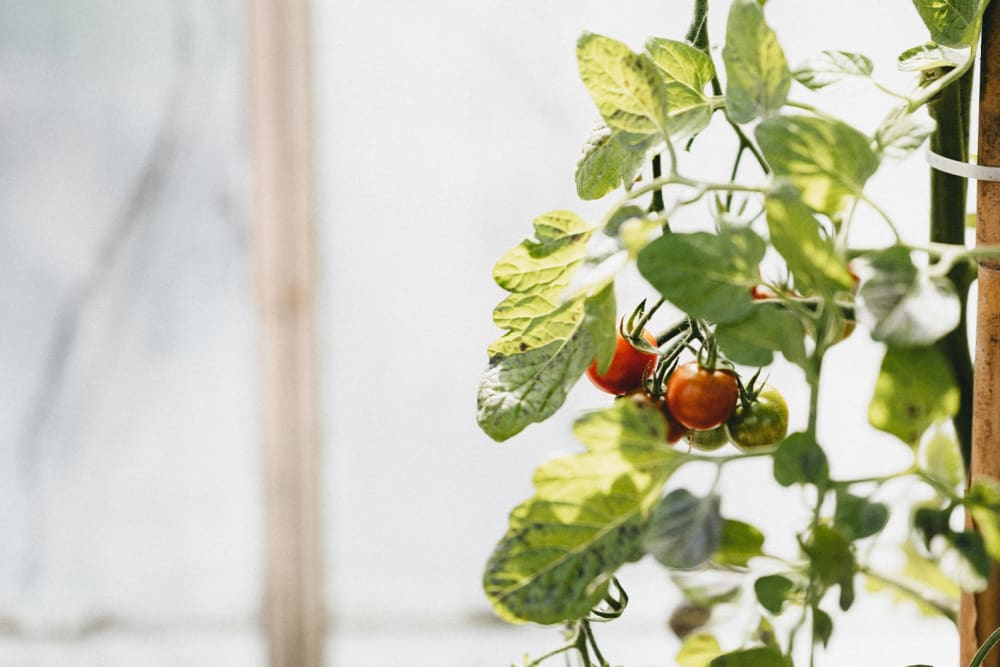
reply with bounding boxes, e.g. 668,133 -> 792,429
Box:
927,64 -> 976,471
858,565 -> 959,622
650,155 -> 665,214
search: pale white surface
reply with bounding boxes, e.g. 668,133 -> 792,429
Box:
0,0 -> 262,663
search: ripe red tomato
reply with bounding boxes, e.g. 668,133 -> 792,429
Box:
587,329 -> 658,395
665,361 -> 739,431
725,384 -> 789,451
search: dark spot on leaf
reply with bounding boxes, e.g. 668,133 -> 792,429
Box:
520,342 -> 529,352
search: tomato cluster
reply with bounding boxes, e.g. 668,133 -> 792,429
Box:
588,318 -> 789,452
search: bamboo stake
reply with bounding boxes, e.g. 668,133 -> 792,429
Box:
248,1 -> 325,665
965,4 -> 1000,665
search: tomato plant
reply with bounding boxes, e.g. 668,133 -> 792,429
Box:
473,0 -> 1000,665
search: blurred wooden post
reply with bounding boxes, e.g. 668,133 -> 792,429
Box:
964,4 -> 1000,665
248,0 -> 325,666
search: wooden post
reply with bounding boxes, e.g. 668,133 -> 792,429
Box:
248,1 -> 325,666
965,4 -> 1000,665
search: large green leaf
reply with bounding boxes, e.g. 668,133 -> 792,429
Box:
715,302 -> 808,369
764,191 -> 855,294
637,228 -> 765,324
575,124 -> 647,200
756,115 -> 880,215
868,345 -> 960,445
644,489 -> 722,569
793,50 -> 873,90
754,574 -> 795,614
478,211 -> 602,442
645,37 -> 716,139
912,0 -> 985,47
713,519 -> 765,567
855,245 -> 961,346
773,433 -> 829,488
834,489 -> 889,540
483,400 -> 683,624
723,0 -> 790,123
577,33 -> 672,144
804,525 -> 857,610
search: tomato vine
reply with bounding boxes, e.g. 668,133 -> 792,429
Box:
475,0 -> 1000,665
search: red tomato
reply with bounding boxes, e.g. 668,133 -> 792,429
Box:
587,329 -> 658,395
665,361 -> 739,431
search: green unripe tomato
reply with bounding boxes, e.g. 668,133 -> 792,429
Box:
686,425 -> 729,451
725,385 -> 789,451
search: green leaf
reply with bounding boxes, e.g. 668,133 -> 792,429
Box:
914,505 -> 953,550
677,633 -> 723,667
875,106 -> 936,159
898,41 -> 971,71
644,489 -> 723,569
645,37 -> 716,140
967,477 -> 1000,562
813,608 -> 834,647
713,519 -> 766,567
773,433 -> 829,487
868,345 -> 960,445
756,115 -> 880,215
637,228 -> 765,324
855,246 -> 961,346
715,302 -> 808,369
912,0 -> 984,47
710,647 -> 787,667
575,124 -> 646,200
583,282 -> 617,374
723,0 -> 791,123
951,530 -> 991,580
479,212 -> 597,441
754,574 -> 794,614
764,191 -> 854,294
918,421 -> 965,491
804,525 -> 857,610
483,400 -> 684,624
793,50 -> 873,90
834,489 -> 889,540
577,33 -> 672,143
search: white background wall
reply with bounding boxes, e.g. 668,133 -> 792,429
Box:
0,0 -> 975,665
